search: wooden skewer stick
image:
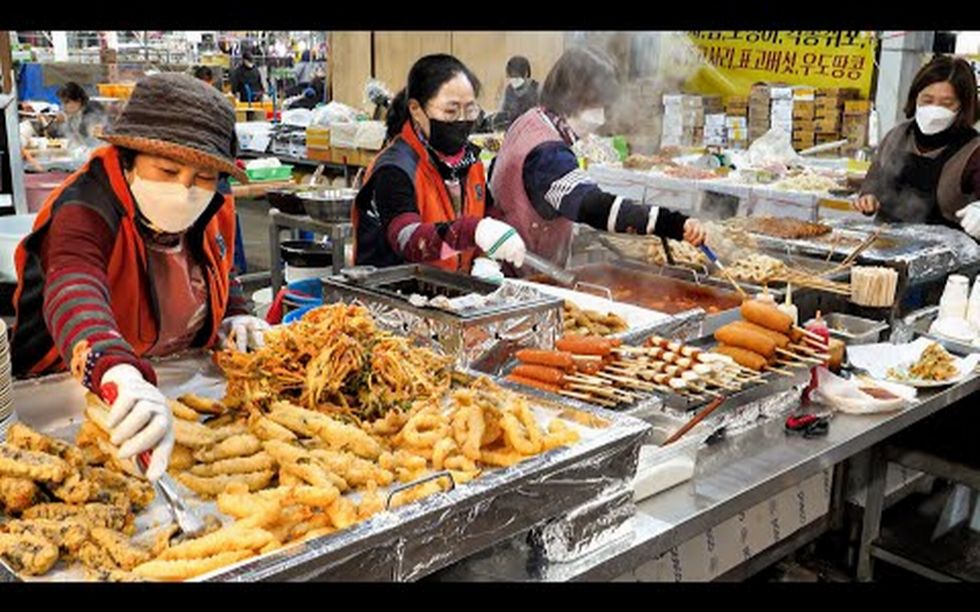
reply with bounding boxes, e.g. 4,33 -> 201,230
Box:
795,326 -> 827,343
594,371 -> 658,391
662,397 -> 726,446
764,365 -> 797,377
703,378 -> 742,392
775,348 -> 825,365
559,389 -> 616,407
790,343 -> 830,358
567,383 -> 628,400
571,354 -> 604,362
775,359 -> 808,369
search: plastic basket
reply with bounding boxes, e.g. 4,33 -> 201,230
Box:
234,165 -> 294,184
283,304 -> 317,324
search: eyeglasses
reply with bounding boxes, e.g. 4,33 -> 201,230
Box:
429,103 -> 482,122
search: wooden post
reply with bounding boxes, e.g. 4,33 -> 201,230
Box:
0,31 -> 14,95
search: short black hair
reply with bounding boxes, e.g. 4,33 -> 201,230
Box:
506,56 -> 531,79
539,46 -> 619,118
904,55 -> 980,128
242,51 -> 254,63
193,65 -> 214,82
57,82 -> 88,105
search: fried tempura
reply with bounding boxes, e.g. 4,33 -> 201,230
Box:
21,503 -> 131,533
173,419 -> 220,449
0,476 -> 40,514
168,399 -> 200,421
6,422 -> 85,468
0,533 -> 59,575
89,527 -> 150,570
0,445 -> 71,482
188,452 -> 275,477
133,549 -> 254,581
177,393 -> 227,416
175,470 -> 274,498
2,518 -> 90,555
193,434 -> 262,464
246,412 -> 297,442
158,524 -> 274,561
267,402 -> 383,460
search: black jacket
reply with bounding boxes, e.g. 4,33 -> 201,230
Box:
230,63 -> 264,102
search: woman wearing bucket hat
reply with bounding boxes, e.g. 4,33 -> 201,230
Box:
11,73 -> 268,481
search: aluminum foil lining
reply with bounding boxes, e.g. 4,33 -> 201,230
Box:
336,295 -> 561,373
527,484 -> 636,564
656,383 -> 804,437
829,219 -> 974,281
1,353 -> 650,582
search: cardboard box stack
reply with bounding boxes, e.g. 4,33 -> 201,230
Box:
748,84 -> 771,142
812,87 -> 859,154
791,87 -> 816,152
661,94 -> 704,148
725,95 -> 748,149
769,85 -> 795,137
842,100 -> 873,156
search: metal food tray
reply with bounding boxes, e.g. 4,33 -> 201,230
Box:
323,265 -> 564,372
0,352 -> 649,582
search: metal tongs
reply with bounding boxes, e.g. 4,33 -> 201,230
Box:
700,244 -> 748,299
101,384 -> 206,538
520,252 -> 576,286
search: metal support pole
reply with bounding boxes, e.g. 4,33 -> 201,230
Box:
856,445 -> 888,581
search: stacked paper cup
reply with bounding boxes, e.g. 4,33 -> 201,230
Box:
0,320 -> 12,438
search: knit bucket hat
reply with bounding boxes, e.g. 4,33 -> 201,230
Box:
100,72 -> 248,183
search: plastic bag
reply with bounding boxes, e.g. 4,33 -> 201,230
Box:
810,366 -> 914,414
311,101 -> 359,127
280,108 -> 313,128
746,126 -> 802,168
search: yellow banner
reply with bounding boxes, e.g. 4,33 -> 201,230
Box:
685,31 -> 878,99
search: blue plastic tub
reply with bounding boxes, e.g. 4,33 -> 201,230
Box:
283,304 -> 317,324
284,277 -> 324,307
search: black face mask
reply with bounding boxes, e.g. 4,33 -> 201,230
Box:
426,117 -> 475,155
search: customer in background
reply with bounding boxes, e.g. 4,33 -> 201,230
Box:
492,56 -> 539,131
230,51 -> 265,102
193,65 -> 215,87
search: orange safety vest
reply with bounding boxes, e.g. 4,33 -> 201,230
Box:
12,145 -> 237,377
352,121 -> 486,272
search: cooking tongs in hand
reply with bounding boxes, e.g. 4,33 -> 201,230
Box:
100,383 -> 206,538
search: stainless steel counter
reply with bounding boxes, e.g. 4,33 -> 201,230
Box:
438,372 -> 980,581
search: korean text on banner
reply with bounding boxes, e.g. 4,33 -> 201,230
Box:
685,31 -> 878,99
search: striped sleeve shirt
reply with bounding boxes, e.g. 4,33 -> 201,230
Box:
39,204 -> 247,391
520,141 -> 688,239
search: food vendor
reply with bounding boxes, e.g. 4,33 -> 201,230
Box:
353,54 -> 526,272
855,55 -> 980,238
487,46 -> 706,273
49,82 -> 108,150
11,73 -> 268,481
491,55 -> 540,131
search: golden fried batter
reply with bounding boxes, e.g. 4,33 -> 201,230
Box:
308,449 -> 394,488
134,549 -> 254,581
159,524 -> 274,561
21,503 -> 131,533
175,470 -> 275,498
188,452 -> 275,477
246,412 -> 297,442
169,445 -> 195,472
173,419 -> 220,449
6,422 -> 85,468
89,527 -> 151,570
0,476 -> 40,514
267,402 -> 383,460
177,393 -> 227,416
0,445 -> 70,482
51,471 -> 95,504
0,532 -> 59,575
168,399 -> 200,421
193,434 -> 262,464
2,518 -> 90,555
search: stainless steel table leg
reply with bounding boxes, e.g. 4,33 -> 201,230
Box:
332,225 -> 345,275
857,445 -> 887,581
269,216 -> 283,297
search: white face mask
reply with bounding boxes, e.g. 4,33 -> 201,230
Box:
129,173 -> 215,234
508,78 -> 525,89
915,104 -> 957,135
567,107 -> 605,136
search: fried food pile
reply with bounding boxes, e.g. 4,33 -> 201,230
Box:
214,304 -> 454,420
563,300 -> 628,337
646,238 -> 709,267
149,376 -> 579,580
0,421 -> 154,580
890,342 -> 958,382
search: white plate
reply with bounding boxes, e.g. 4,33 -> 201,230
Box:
883,375 -> 961,388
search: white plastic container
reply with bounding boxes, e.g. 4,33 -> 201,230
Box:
632,419 -> 710,502
967,277 -> 980,331
939,274 -> 970,320
0,214 -> 38,282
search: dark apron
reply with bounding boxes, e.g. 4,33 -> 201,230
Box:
876,127 -> 975,227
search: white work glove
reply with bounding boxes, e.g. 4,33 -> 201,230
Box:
100,364 -> 174,482
219,315 -> 271,353
956,202 -> 980,239
471,257 -> 504,283
475,218 -> 526,267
